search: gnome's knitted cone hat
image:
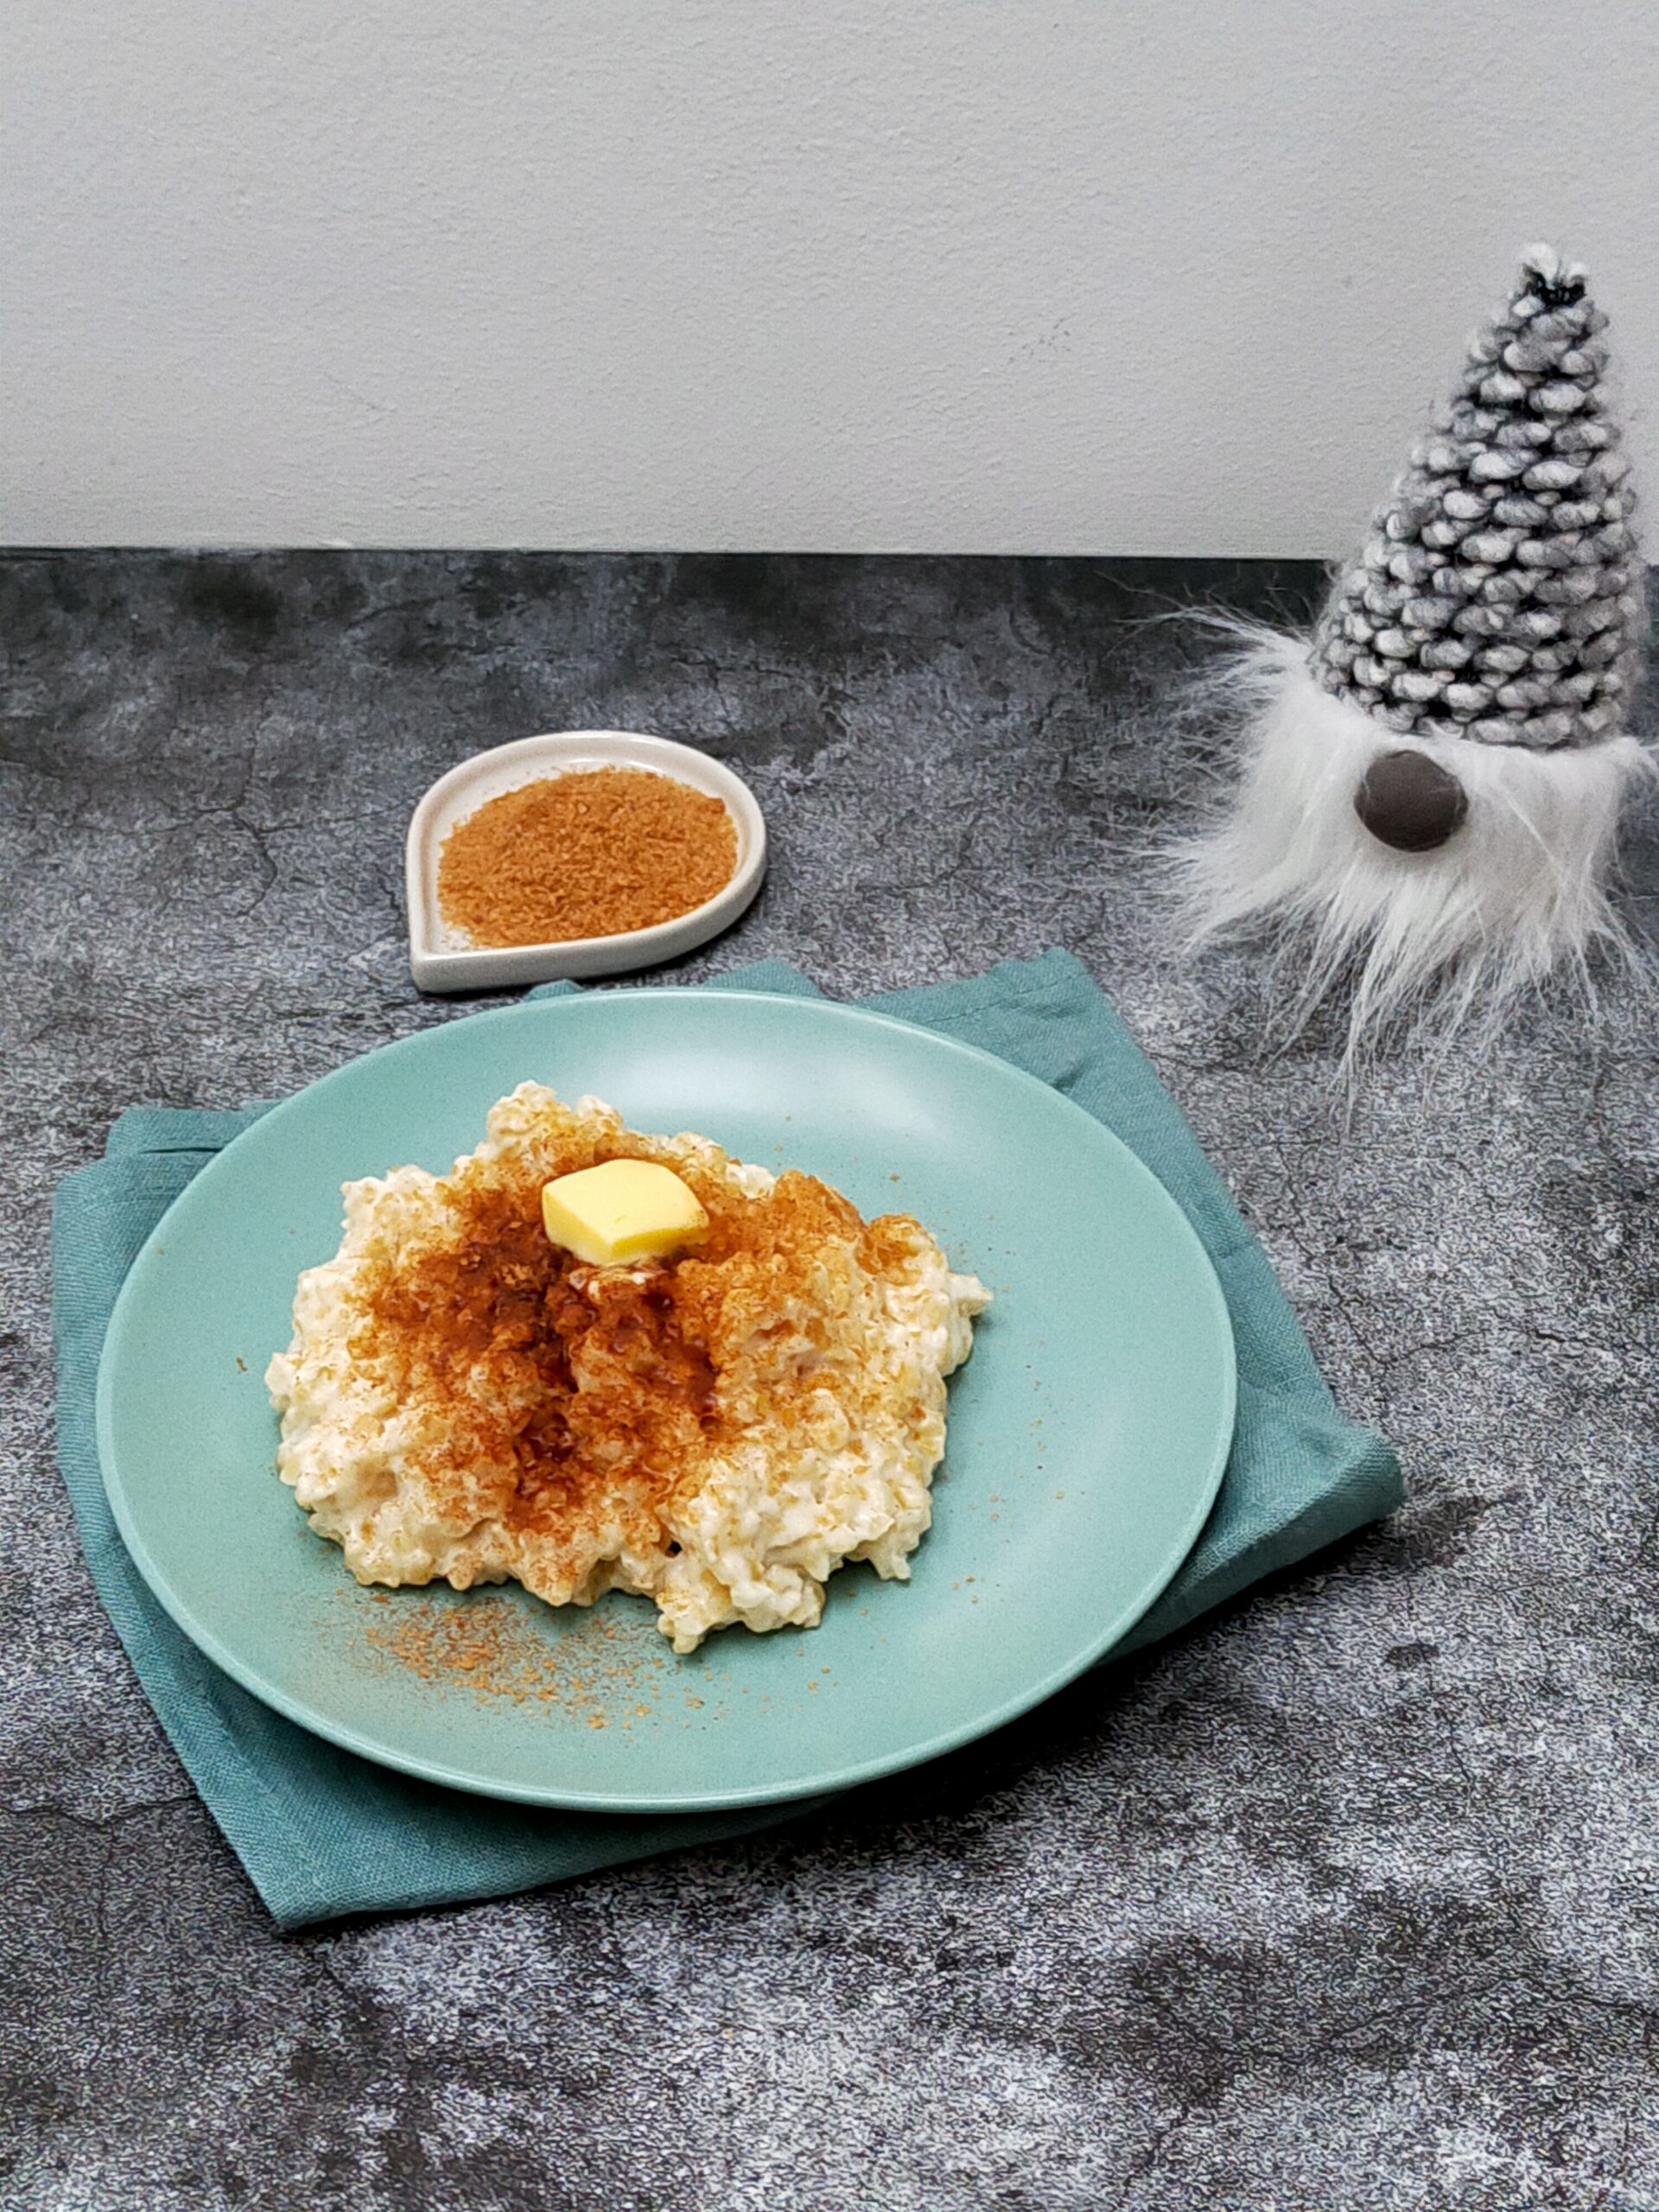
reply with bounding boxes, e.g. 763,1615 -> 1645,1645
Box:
1312,246 -> 1640,760
1183,245 -> 1649,1058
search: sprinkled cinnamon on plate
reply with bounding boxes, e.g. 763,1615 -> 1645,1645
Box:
353,1590 -> 669,1719
436,766 -> 738,947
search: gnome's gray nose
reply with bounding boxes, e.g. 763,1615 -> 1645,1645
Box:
1354,748 -> 1469,852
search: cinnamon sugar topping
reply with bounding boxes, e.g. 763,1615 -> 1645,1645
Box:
267,1084 -> 990,1651
352,1130 -> 851,1556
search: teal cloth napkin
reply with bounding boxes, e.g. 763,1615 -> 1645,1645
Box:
52,951 -> 1403,1928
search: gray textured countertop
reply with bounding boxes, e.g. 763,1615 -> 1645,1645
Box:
3,552 -> 1656,2212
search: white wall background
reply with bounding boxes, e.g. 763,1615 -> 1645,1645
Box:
5,0 -> 1657,556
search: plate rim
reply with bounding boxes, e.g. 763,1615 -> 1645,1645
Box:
95,987 -> 1237,1811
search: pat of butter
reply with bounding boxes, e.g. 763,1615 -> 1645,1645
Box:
540,1158 -> 709,1266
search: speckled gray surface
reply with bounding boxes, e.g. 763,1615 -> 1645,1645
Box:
3,552 -> 1657,2212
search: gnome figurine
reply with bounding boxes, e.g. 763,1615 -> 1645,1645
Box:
1185,245 -> 1649,1052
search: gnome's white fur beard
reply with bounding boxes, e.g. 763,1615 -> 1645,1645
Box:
1179,626 -> 1650,1060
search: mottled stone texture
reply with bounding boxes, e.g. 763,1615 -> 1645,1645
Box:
3,552 -> 1657,2212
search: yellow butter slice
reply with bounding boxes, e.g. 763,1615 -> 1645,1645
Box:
540,1157 -> 709,1266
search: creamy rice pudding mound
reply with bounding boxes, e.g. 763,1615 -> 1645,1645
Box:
266,1084 -> 989,1652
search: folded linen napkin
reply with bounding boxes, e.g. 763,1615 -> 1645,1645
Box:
51,951 -> 1403,1927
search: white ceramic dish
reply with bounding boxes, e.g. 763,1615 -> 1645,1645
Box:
405,730 -> 767,993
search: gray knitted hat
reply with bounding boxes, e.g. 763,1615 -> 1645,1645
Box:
1310,246 -> 1640,753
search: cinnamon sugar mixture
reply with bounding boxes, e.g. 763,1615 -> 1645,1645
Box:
437,767 -> 738,947
267,1085 -> 989,1651
354,1590 -> 671,1726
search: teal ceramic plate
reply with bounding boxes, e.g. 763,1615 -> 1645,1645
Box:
96,990 -> 1235,1811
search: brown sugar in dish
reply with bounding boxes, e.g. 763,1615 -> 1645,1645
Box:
436,766 -> 738,948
